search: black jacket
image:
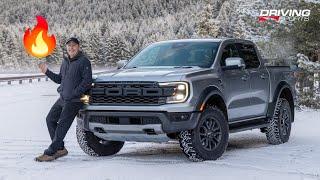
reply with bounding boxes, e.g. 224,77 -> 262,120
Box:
45,51 -> 93,102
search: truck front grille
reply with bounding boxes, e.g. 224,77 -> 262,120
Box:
90,81 -> 174,105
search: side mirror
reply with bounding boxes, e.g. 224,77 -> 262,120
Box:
223,57 -> 246,70
116,60 -> 128,69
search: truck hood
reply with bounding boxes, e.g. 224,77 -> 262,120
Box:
94,67 -> 210,82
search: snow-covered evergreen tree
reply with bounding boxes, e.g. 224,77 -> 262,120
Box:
296,53 -> 320,108
196,0 -> 221,38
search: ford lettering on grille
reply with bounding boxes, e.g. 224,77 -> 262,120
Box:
90,82 -> 174,105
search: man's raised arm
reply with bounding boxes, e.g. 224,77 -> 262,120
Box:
39,63 -> 62,84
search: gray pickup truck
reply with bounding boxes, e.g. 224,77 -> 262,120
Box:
76,38 -> 296,161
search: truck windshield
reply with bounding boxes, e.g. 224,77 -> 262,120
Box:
125,41 -> 220,68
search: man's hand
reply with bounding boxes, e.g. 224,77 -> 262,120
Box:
38,63 -> 48,74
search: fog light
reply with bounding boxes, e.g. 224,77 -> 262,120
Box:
80,95 -> 90,104
169,112 -> 191,122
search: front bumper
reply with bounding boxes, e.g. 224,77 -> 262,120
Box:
77,108 -> 200,142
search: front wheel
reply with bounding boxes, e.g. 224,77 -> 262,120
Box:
179,107 -> 229,161
76,125 -> 124,156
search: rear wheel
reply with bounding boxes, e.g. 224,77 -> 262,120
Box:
76,125 -> 124,156
266,98 -> 292,145
179,107 -> 229,161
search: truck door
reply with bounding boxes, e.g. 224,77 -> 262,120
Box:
219,44 -> 253,121
235,43 -> 269,117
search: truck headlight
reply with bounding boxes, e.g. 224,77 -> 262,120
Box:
159,82 -> 189,103
80,95 -> 90,104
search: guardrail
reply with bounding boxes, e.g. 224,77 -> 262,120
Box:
0,70 -> 110,85
0,75 -> 48,85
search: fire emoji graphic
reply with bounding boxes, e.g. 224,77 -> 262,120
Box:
23,16 -> 56,58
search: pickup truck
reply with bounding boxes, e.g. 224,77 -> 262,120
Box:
76,38 -> 296,161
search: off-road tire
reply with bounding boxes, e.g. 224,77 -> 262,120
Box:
179,107 -> 229,162
266,98 -> 292,145
76,125 -> 124,156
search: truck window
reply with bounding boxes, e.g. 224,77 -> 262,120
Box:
235,43 -> 260,69
220,44 -> 240,67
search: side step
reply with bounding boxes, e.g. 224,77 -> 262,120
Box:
229,117 -> 269,133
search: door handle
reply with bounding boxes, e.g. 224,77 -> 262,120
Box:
260,74 -> 268,79
218,79 -> 223,87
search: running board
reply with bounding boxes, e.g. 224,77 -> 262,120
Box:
229,118 -> 268,133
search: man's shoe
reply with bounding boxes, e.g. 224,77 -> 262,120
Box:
34,154 -> 55,162
54,148 -> 68,159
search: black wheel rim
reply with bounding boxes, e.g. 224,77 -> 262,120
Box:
280,107 -> 291,136
199,117 -> 222,151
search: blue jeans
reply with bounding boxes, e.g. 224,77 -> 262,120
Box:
44,98 -> 83,155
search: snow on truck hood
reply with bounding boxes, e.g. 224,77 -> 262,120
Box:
94,67 -> 207,82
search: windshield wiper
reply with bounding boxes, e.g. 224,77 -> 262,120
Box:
173,66 -> 197,68
125,66 -> 137,69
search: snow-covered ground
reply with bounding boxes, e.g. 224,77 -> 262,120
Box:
0,81 -> 319,180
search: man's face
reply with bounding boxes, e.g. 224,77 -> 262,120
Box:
66,42 -> 80,58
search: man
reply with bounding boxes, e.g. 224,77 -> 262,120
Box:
35,37 -> 93,162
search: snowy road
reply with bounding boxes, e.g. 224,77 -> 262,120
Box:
0,81 -> 319,180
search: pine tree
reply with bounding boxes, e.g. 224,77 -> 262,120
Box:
105,36 -> 130,66
196,0 -> 220,38
233,18 -> 246,39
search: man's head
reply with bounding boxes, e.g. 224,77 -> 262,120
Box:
66,37 -> 80,59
